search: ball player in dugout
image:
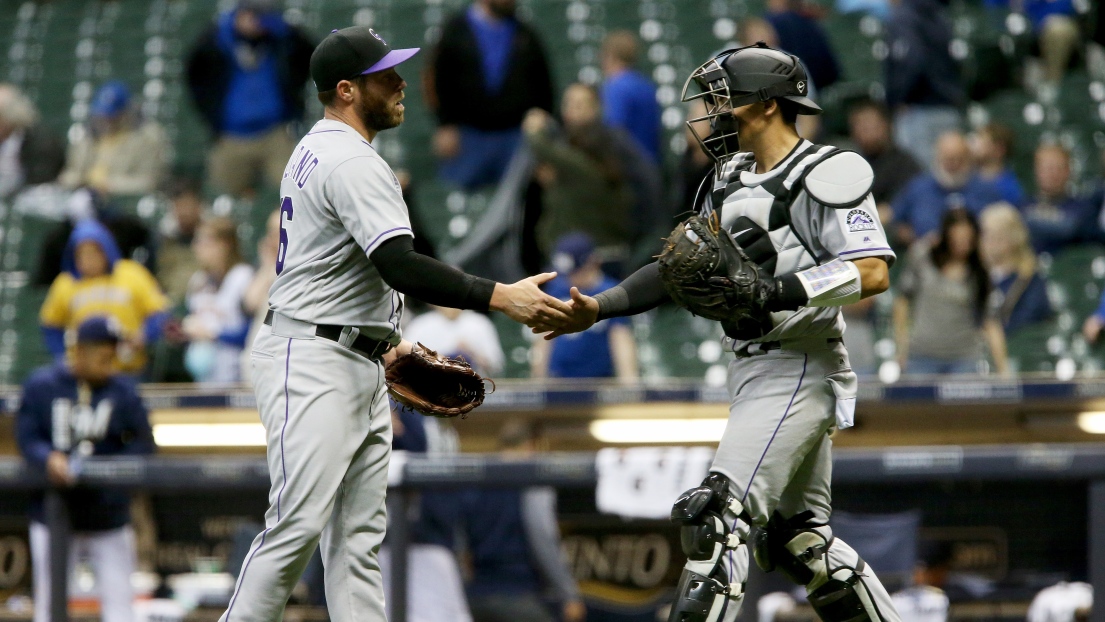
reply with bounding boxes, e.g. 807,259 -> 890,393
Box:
544,43 -> 901,622
218,25 -> 574,622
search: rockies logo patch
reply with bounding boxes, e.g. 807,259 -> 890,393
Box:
369,28 -> 385,44
846,208 -> 876,232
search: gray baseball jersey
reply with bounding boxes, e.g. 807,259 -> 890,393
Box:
699,140 -> 895,346
267,118 -> 412,342
681,140 -> 905,621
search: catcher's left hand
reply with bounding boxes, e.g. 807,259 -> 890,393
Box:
385,343 -> 492,419
657,214 -> 777,321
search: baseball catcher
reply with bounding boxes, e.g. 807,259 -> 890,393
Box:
539,43 -> 902,622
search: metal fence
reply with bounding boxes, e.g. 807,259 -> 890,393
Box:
2,445 -> 1105,622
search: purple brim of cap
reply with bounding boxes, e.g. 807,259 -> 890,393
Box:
361,48 -> 420,74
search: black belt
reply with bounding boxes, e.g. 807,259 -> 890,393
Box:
735,337 -> 843,357
264,310 -> 391,361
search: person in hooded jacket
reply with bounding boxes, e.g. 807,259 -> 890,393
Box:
40,220 -> 170,375
185,0 -> 314,197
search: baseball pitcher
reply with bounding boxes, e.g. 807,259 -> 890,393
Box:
220,26 -> 572,622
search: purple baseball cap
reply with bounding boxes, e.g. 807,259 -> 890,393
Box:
310,25 -> 419,92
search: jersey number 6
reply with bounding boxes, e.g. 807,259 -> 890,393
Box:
276,196 -> 293,274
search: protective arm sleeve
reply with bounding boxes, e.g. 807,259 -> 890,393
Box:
594,262 -> 670,321
371,235 -> 496,312
521,487 -> 582,602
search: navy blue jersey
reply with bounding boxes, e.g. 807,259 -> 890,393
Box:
17,362 -> 155,531
545,275 -> 629,378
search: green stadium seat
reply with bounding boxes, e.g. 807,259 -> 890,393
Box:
1047,244 -> 1105,322
1006,319 -> 1063,374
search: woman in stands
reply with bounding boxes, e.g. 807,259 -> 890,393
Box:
894,208 -> 1009,375
181,217 -> 255,384
979,203 -> 1053,337
522,83 -> 633,266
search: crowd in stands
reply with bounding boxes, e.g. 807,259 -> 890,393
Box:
2,0 -> 1105,396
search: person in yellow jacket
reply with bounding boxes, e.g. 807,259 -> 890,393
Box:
40,219 -> 169,374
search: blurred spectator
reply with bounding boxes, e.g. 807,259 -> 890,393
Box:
40,220 -> 169,375
600,30 -> 662,163
848,98 -> 922,225
894,209 -> 1008,375
59,81 -> 168,197
1026,581 -> 1092,622
988,0 -> 1081,94
17,316 -> 154,622
426,0 -> 554,189
33,190 -> 157,288
971,123 -> 1025,207
890,131 -> 1004,247
556,71 -> 662,263
380,401 -> 473,622
979,203 -> 1052,336
458,421 -> 585,622
0,83 -> 65,200
156,176 -> 208,306
523,86 -> 633,259
764,0 -> 842,91
241,209 -> 281,384
1081,271 -> 1105,344
1021,144 -> 1096,254
181,217 -> 255,384
531,233 -> 638,381
185,0 -> 314,197
884,0 -> 965,170
404,306 -> 505,376
890,541 -> 952,621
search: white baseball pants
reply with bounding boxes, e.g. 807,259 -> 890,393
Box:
30,522 -> 136,622
219,322 -> 393,622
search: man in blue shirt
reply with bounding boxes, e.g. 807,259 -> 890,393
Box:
186,0 -> 314,197
17,316 -> 155,622
972,123 -> 1026,207
764,0 -> 841,92
531,233 -> 638,380
1022,143 -> 1097,254
890,131 -> 1005,246
428,0 -> 554,189
600,31 -> 662,164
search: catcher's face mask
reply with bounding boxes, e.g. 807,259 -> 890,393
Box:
682,52 -> 742,171
682,43 -> 817,171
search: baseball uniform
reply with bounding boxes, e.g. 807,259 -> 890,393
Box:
17,320 -> 155,622
221,116 -> 409,622
691,140 -> 901,620
216,23 -> 437,622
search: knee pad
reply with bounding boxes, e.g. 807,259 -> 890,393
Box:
667,474 -> 747,622
752,512 -> 890,622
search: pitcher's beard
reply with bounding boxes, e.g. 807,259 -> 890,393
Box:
359,94 -> 403,132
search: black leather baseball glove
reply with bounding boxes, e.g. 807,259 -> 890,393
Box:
656,214 -> 775,322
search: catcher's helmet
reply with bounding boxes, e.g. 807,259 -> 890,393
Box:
682,42 -> 821,168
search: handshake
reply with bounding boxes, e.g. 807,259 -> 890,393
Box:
490,272 -> 599,339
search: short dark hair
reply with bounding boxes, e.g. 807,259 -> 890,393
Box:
317,74 -> 371,107
776,98 -> 800,125
982,122 -> 1015,157
847,97 -> 890,121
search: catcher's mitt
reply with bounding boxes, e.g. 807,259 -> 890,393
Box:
385,343 -> 492,419
656,214 -> 773,322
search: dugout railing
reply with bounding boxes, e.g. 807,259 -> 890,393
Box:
1,445 -> 1105,622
